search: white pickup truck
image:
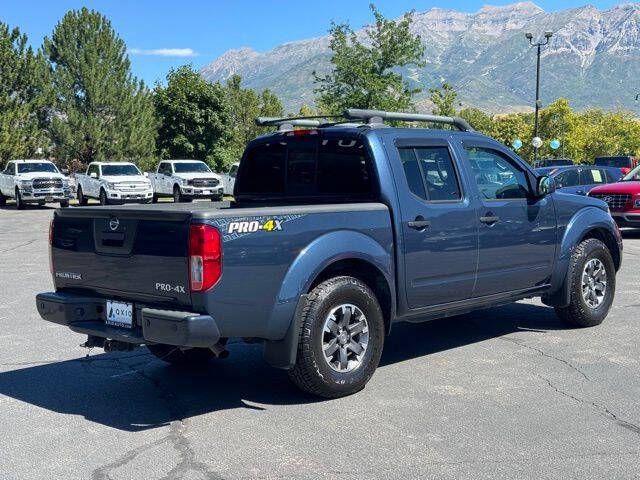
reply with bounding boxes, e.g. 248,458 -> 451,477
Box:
75,162 -> 153,206
221,162 -> 239,196
148,159 -> 224,202
0,159 -> 73,209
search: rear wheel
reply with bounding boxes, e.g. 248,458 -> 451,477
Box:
15,189 -> 25,210
555,238 -> 616,328
77,186 -> 88,206
288,276 -> 385,398
99,188 -> 108,206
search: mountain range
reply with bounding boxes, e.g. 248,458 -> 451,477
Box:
199,2 -> 640,114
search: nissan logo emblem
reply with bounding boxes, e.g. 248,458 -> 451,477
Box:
109,217 -> 119,231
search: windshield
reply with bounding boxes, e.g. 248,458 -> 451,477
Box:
101,164 -> 141,176
17,162 -> 59,174
173,162 -> 211,173
622,165 -> 640,181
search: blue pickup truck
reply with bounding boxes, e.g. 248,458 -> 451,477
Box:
36,109 -> 623,398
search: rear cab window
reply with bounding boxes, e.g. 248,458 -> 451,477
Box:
236,132 -> 375,202
398,146 -> 462,201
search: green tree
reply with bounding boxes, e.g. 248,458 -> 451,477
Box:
0,22 -> 51,162
458,107 -> 494,135
154,65 -> 232,171
313,4 -> 424,113
220,74 -> 284,167
44,8 -> 156,168
429,81 -> 458,117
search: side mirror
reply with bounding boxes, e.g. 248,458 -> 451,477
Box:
537,175 -> 556,197
90,172 -> 97,179
61,168 -> 70,175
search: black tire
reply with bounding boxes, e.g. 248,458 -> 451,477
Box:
15,189 -> 25,210
555,238 -> 616,328
0,190 -> 5,206
173,185 -> 184,203
288,276 -> 385,398
60,200 -> 69,208
147,343 -> 217,365
212,195 -> 223,202
99,188 -> 108,206
152,193 -> 158,203
77,186 -> 88,206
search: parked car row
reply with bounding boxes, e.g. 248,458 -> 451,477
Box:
0,159 -> 241,208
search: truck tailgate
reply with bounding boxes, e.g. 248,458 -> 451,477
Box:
51,207 -> 192,307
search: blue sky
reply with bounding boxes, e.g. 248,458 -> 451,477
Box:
1,0 -> 623,86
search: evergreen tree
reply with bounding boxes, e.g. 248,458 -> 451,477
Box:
313,4 -> 424,113
154,65 -> 232,171
43,8 -> 155,168
0,22 -> 51,162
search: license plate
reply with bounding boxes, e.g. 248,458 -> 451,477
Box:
203,190 -> 211,195
105,300 -> 133,328
45,197 -> 54,202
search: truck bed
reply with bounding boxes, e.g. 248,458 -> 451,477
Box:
51,201 -> 393,341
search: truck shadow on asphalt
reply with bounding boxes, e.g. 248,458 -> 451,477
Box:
0,303 -> 570,431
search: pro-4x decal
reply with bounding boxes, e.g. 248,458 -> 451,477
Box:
213,214 -> 305,241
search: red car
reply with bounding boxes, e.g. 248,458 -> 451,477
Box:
594,156 -> 639,176
589,164 -> 640,228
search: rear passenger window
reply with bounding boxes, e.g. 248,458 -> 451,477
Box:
398,147 -> 461,201
399,148 -> 426,199
414,147 -> 461,201
582,168 -> 606,185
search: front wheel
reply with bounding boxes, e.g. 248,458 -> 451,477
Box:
173,185 -> 186,203
99,188 -> 108,206
0,190 -> 5,206
15,189 -> 25,210
60,200 -> 69,208
288,276 -> 385,398
555,238 -> 616,328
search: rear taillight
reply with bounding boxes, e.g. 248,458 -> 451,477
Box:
48,218 -> 54,281
189,224 -> 222,292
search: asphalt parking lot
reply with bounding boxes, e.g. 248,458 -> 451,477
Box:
1,204 -> 639,480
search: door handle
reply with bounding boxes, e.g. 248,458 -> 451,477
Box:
576,190 -> 585,195
479,215 -> 499,225
408,217 -> 431,230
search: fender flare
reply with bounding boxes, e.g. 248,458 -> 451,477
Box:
263,230 -> 394,369
544,206 -> 621,307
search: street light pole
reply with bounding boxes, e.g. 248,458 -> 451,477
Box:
526,31 -> 553,163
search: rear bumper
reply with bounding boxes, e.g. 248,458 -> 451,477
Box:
35,291 -> 220,347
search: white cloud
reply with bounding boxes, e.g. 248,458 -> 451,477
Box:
129,48 -> 199,57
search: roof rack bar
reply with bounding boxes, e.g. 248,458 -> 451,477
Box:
344,108 -> 474,132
